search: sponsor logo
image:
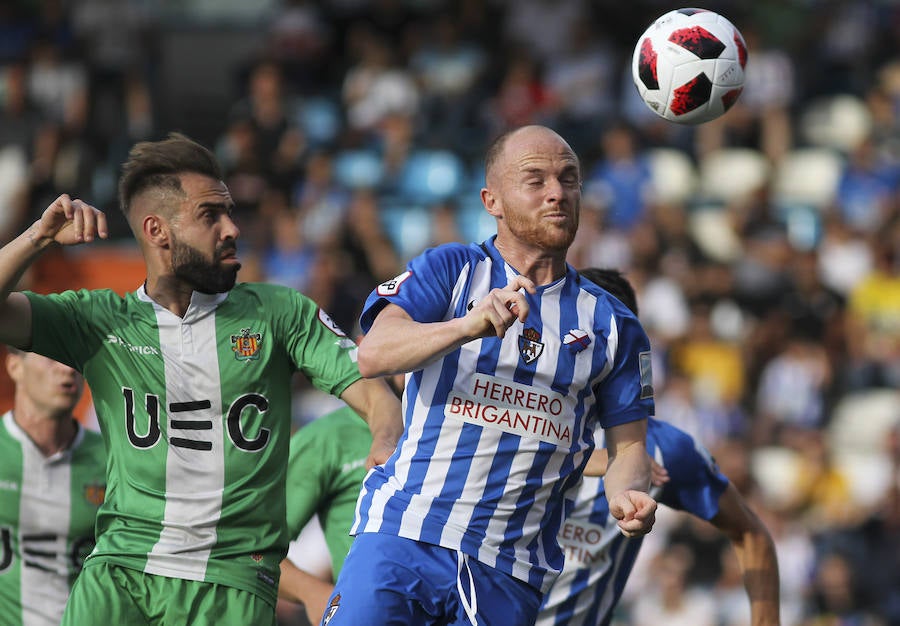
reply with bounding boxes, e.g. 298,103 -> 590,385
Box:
231,328 -> 262,362
323,594 -> 341,625
376,271 -> 411,296
105,335 -> 159,356
639,351 -> 654,399
83,483 -> 106,506
0,480 -> 18,492
446,373 -> 571,445
518,328 -> 544,364
562,329 -> 591,352
558,518 -> 613,566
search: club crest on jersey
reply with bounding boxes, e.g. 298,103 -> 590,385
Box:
323,593 -> 341,625
563,329 -> 591,352
231,328 -> 262,361
518,327 -> 544,364
83,483 -> 106,506
250,552 -> 264,564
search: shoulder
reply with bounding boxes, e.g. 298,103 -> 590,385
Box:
412,241 -> 485,268
227,282 -> 316,311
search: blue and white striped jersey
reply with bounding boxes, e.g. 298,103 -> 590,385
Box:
537,417 -> 729,625
354,237 -> 655,593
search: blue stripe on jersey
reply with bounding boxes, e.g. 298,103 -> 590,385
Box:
355,238 -> 654,593
538,418 -> 729,625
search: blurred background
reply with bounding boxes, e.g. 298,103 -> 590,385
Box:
0,1 -> 897,624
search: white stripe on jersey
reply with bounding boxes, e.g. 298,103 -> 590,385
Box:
145,300 -> 225,580
13,416 -> 76,626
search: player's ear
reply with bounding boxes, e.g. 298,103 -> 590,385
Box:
481,188 -> 501,218
142,214 -> 170,249
5,352 -> 23,383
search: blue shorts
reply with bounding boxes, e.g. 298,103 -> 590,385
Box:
321,533 -> 542,626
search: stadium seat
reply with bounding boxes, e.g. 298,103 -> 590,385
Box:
333,149 -> 384,190
827,388 -> 900,508
397,149 -> 466,204
772,148 -> 844,210
688,206 -> 743,262
295,96 -> 343,147
645,147 -> 698,206
455,194 -> 495,243
800,94 -> 872,153
697,148 -> 771,204
379,201 -> 434,261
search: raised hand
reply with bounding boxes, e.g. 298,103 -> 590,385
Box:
28,194 -> 108,248
462,274 -> 536,339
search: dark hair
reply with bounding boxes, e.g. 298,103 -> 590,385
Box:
578,267 -> 639,316
118,132 -> 222,216
5,346 -> 23,356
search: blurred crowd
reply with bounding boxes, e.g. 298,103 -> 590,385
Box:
1,0 -> 899,625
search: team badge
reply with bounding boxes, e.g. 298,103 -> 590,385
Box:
323,593 -> 341,624
518,328 -> 544,364
83,483 -> 106,506
250,552 -> 264,564
231,328 -> 262,362
563,329 -> 591,352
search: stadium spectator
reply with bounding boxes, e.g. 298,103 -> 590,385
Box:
0,133 -> 402,625
324,125 -> 656,625
0,346 -> 106,626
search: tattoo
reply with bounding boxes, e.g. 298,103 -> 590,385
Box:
26,226 -> 39,247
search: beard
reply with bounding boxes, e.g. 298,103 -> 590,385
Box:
171,235 -> 240,294
504,206 -> 579,252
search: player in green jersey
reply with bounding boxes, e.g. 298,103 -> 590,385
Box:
0,133 -> 403,625
0,347 -> 106,626
279,405 -> 372,623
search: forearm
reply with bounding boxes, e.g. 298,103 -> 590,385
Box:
358,309 -> 475,377
279,559 -> 334,624
0,224 -> 53,299
733,526 -> 781,625
603,421 -> 651,498
340,377 -> 404,466
604,442 -> 650,497
714,485 -> 781,625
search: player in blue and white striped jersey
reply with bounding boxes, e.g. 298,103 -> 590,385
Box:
324,126 -> 657,626
536,268 -> 781,626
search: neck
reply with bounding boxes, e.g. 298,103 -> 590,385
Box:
493,236 -> 567,286
12,409 -> 78,457
145,274 -> 194,317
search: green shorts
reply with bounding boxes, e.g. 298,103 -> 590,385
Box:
61,561 -> 276,626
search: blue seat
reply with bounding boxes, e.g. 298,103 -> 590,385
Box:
379,201 -> 434,261
455,194 -> 495,243
397,150 -> 466,204
295,96 -> 343,147
334,149 -> 384,190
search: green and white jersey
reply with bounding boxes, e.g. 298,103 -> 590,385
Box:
285,406 -> 371,579
24,283 -> 362,607
0,412 -> 106,626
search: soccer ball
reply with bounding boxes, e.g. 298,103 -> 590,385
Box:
632,8 -> 747,125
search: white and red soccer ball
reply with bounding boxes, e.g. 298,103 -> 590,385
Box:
632,8 -> 748,125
